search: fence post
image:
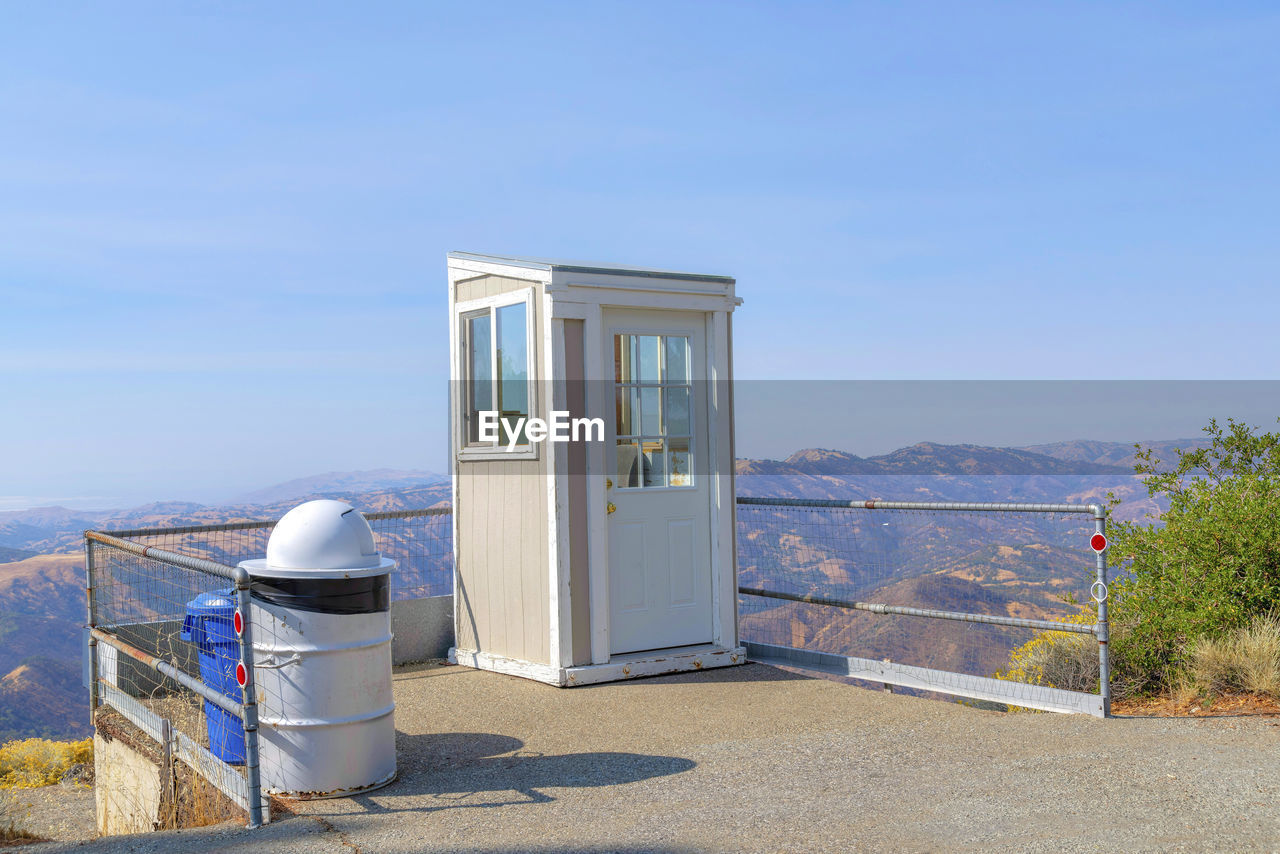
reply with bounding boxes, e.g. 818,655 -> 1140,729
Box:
1092,505 -> 1111,718
233,567 -> 264,828
159,716 -> 175,824
84,534 -> 99,722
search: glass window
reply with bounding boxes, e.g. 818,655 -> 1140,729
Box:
461,299 -> 531,450
465,313 -> 492,444
497,302 -> 529,445
613,332 -> 693,489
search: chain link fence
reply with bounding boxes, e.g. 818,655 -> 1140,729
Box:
100,508 -> 453,600
87,493 -> 1109,833
86,507 -> 453,830
87,533 -> 265,829
735,498 -> 1110,716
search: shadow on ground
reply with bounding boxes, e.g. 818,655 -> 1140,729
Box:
314,732 -> 696,815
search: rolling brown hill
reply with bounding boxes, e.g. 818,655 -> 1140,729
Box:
0,483 -> 452,742
0,657 -> 89,742
1018,438 -> 1209,471
0,554 -> 85,624
739,573 -> 1047,679
0,554 -> 92,742
0,443 -> 1175,738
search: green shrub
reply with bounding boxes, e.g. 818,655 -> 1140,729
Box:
1107,418 -> 1280,693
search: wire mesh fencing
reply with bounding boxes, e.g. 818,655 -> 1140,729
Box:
86,507 -> 453,829
87,534 -> 264,828
735,498 -> 1108,715
101,507 -> 454,600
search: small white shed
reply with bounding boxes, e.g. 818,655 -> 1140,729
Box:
446,251 -> 744,685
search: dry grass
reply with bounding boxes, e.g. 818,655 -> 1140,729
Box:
1190,616 -> 1280,698
1167,673 -> 1202,707
995,607 -> 1101,696
1023,632 -> 1099,694
96,707 -> 244,831
0,824 -> 44,847
160,760 -> 242,830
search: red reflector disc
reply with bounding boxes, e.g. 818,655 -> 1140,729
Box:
235,662 -> 248,687
233,609 -> 243,636
1090,533 -> 1108,553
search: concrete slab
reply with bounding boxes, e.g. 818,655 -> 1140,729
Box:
40,662 -> 1280,853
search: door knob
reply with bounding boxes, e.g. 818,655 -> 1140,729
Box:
607,502 -> 616,515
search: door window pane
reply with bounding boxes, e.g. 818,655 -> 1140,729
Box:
636,335 -> 661,383
614,335 -> 635,384
613,331 -> 693,489
665,387 -> 690,436
669,438 -> 691,487
615,387 -> 632,436
616,440 -> 641,488
641,440 -> 667,488
665,337 -> 688,383
639,386 -> 661,436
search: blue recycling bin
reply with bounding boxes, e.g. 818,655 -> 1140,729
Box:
180,589 -> 246,764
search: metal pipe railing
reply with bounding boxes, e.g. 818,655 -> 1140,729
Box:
1093,512 -> 1111,717
86,533 -> 267,828
89,627 -> 245,718
85,538 -> 99,721
737,586 -> 1096,635
85,530 -> 240,580
99,505 -> 452,540
736,496 -> 1102,515
737,496 -> 1111,715
100,518 -> 279,539
234,567 -> 264,828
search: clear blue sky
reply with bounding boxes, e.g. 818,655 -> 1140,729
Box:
3,2 -> 1279,509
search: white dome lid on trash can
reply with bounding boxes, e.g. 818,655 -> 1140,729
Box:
239,499 -> 395,579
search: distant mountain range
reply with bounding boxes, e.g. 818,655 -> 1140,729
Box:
0,468 -> 449,555
230,468 -> 447,506
737,438 -> 1206,477
1017,438 -> 1208,470
0,439 -> 1204,740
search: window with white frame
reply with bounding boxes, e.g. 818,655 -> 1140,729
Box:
613,332 -> 693,488
459,294 -> 533,452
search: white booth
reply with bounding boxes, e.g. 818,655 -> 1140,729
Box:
447,251 -> 744,686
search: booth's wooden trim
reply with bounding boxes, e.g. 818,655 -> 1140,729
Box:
709,309 -> 736,649
564,645 -> 747,687
449,645 -> 748,687
583,302 -> 611,665
448,648 -> 564,684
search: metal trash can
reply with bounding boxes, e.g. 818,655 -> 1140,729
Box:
238,499 -> 397,797
180,589 -> 246,763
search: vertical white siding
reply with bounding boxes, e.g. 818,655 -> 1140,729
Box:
454,275 -> 551,666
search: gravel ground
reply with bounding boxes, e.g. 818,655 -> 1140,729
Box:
2,783 -> 96,845
24,662 -> 1280,853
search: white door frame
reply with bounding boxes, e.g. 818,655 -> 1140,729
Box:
549,295 -> 736,666
602,309 -> 713,655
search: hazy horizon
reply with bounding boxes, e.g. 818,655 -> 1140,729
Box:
8,375 -> 1270,514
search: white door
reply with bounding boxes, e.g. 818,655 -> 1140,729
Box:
604,308 -> 713,655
